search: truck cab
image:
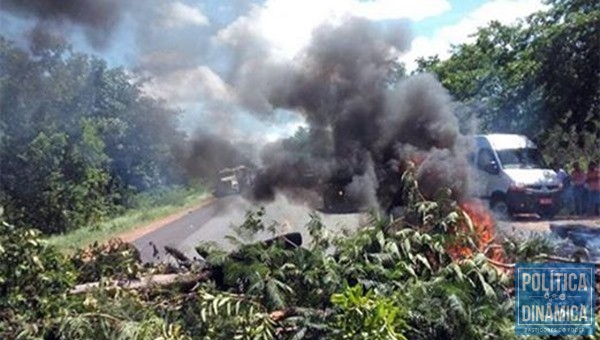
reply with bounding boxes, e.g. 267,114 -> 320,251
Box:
215,168 -> 240,197
471,134 -> 562,218
214,165 -> 256,197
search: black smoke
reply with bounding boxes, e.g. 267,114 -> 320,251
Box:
177,132 -> 254,181
222,17 -> 474,210
1,0 -> 123,49
1,0 -> 476,210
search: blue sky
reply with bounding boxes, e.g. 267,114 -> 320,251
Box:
413,0 -> 486,38
1,0 -> 546,142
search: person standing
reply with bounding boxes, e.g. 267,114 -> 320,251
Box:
586,161 -> 599,216
571,162 -> 586,215
553,163 -> 571,213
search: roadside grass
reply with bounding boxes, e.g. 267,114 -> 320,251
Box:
47,185 -> 210,253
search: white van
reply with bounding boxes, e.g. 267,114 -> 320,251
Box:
470,134 -> 562,218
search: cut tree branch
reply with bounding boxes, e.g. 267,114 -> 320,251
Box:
69,272 -> 209,295
70,232 -> 304,295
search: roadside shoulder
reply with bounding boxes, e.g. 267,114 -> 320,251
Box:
118,196 -> 216,243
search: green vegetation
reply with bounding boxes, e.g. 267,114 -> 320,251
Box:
0,37 -> 187,235
0,0 -> 597,338
416,0 -> 599,165
1,0 -> 596,236
1,171 -> 597,339
48,186 -> 208,252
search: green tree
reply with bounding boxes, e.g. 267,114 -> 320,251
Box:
0,38 -> 185,233
416,0 -> 599,163
527,0 -> 600,161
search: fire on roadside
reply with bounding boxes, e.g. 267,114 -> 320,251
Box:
447,200 -> 504,263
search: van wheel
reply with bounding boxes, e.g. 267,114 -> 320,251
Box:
490,196 -> 511,219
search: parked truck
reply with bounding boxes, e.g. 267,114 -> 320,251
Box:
214,165 -> 256,197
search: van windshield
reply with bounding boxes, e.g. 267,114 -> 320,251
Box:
496,148 -> 547,169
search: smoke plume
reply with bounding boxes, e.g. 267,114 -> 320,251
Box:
1,0 -> 123,49
178,132 -> 254,181
219,16 -> 474,210
1,0 -> 476,212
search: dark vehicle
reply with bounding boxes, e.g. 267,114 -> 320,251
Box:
214,165 -> 256,197
321,169 -> 361,213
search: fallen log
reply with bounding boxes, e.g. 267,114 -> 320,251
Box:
71,232 -> 304,294
69,272 -> 210,295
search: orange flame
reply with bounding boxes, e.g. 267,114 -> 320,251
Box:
447,200 -> 503,262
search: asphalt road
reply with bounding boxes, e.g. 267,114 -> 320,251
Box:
133,193 -> 600,264
133,195 -> 366,263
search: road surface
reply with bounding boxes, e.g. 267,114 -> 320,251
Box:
133,194 -> 600,263
133,195 -> 367,263
496,215 -> 600,260
496,215 -> 600,236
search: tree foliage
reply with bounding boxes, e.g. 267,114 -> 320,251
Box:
0,38 -> 185,233
4,170 -> 595,339
416,0 -> 599,163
